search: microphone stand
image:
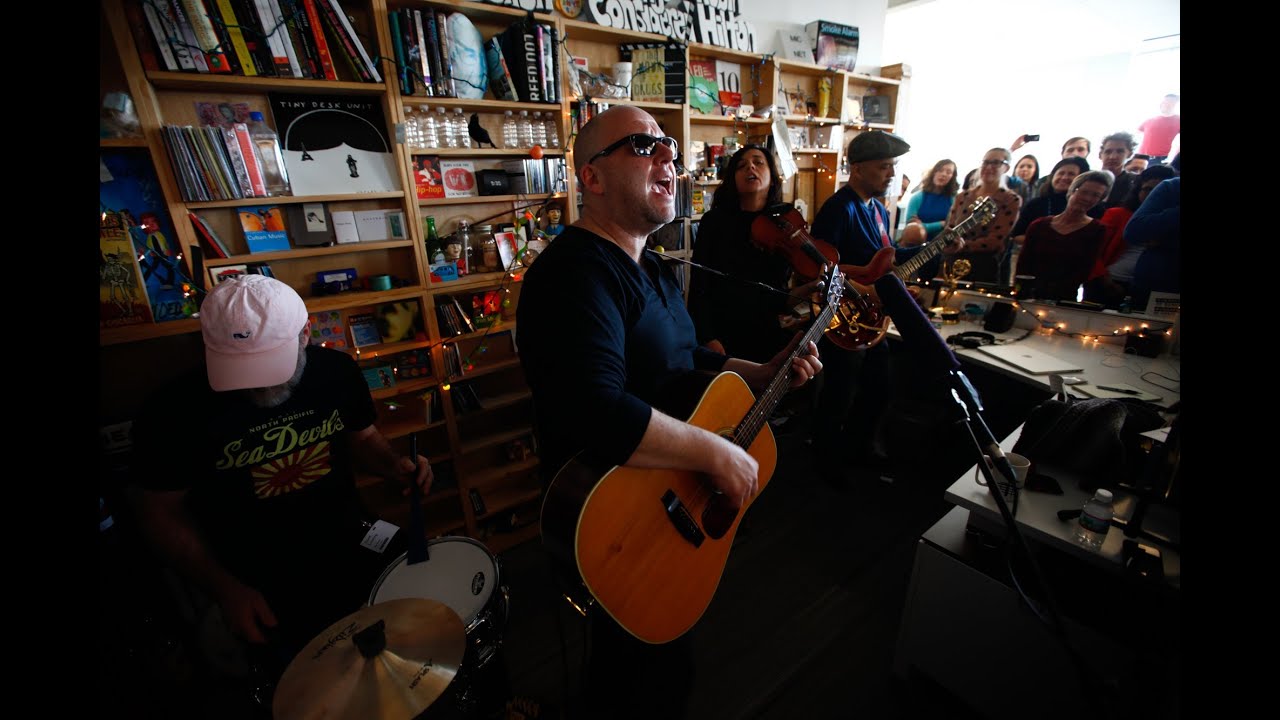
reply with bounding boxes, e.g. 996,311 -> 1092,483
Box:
947,368 -> 1119,719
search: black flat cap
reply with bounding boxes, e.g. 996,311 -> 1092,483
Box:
847,131 -> 911,163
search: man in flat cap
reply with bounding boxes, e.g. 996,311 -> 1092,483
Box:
130,275 -> 434,690
808,131 -> 964,485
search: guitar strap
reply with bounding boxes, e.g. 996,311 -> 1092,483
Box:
875,206 -> 891,248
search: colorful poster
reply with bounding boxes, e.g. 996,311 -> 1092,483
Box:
100,150 -> 194,326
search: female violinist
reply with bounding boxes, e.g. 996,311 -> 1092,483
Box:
688,145 -> 828,363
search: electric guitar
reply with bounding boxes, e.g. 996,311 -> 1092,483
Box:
539,265 -> 845,644
823,196 -> 997,351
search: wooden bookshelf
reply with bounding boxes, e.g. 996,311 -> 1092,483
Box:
101,0 -> 910,554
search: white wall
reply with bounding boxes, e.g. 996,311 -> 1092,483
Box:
881,0 -> 1180,188
745,0 -> 1181,190
745,0 -> 891,74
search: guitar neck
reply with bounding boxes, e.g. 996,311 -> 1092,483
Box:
734,296 -> 838,449
895,212 -> 983,280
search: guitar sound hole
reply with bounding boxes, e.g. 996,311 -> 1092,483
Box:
701,494 -> 738,540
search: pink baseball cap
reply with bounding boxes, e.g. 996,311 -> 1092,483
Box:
200,275 -> 309,391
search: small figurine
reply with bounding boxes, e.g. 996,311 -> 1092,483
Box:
544,206 -> 565,239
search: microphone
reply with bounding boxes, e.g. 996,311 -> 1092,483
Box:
872,274 -> 960,379
873,275 -> 1017,503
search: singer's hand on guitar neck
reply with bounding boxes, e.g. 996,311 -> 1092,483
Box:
941,232 -> 967,255
727,338 -> 822,392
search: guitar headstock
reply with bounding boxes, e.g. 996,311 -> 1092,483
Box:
825,264 -> 844,307
969,196 -> 997,226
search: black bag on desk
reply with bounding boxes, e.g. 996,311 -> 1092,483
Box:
1012,395 -> 1164,491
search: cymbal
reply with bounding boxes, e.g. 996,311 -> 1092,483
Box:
273,598 -> 466,720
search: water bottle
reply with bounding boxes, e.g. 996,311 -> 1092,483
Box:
531,111 -> 547,147
502,110 -> 519,149
247,111 -> 291,196
1072,488 -> 1114,551
454,108 -> 472,148
518,110 -> 534,148
546,112 -> 560,149
437,107 -> 456,148
421,108 -> 439,149
403,106 -> 417,149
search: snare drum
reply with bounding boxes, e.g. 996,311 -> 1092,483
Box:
368,536 -> 508,669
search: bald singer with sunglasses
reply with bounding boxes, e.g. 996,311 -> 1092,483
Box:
517,106 -> 822,718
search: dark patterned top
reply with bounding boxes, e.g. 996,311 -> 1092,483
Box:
946,186 -> 1022,254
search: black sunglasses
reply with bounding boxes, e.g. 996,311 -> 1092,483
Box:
588,133 -> 680,164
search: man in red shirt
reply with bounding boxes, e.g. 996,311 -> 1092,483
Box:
1137,94 -> 1180,164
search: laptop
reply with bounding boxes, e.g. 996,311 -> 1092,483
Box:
975,345 -> 1083,375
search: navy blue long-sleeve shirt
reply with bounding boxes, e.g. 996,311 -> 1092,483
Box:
812,185 -> 923,268
1125,177 -> 1180,301
516,226 -> 728,475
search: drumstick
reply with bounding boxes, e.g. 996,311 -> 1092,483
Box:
407,434 -> 430,564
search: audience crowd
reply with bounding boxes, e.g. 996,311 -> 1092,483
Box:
893,96 -> 1180,307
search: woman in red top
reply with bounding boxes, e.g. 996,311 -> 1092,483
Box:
1017,170 -> 1113,301
1084,165 -> 1178,306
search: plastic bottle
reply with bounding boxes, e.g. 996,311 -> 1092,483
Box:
502,110 -> 519,149
402,106 -> 417,148
437,107 -> 456,148
518,110 -> 534,148
545,112 -> 561,149
420,107 -> 439,149
454,108 -> 472,148
1073,488 -> 1114,551
247,111 -> 291,196
531,111 -> 547,147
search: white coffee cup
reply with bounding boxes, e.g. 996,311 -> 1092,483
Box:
976,452 -> 1031,489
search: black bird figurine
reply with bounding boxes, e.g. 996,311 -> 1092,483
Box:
468,113 -> 498,149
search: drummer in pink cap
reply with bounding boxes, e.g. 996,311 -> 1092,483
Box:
129,275 -> 432,685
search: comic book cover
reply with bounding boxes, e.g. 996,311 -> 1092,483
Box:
100,150 -> 195,326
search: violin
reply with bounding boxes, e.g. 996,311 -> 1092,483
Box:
749,204 -> 887,352
749,205 -> 840,282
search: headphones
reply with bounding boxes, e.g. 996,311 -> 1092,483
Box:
947,331 -> 996,349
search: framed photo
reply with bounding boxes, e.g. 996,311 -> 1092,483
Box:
787,90 -> 808,115
348,313 -> 383,348
494,231 -> 520,270
387,210 -> 407,240
208,264 -> 249,286
863,95 -> 891,123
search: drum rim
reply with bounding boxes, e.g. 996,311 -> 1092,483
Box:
367,535 -> 504,624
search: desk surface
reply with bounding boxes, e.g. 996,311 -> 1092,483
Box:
945,426 -> 1181,589
889,320 -> 1181,409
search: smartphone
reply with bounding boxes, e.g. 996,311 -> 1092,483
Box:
1023,134 -> 1040,142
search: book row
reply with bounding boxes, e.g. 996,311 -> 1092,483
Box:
388,9 -> 561,105
161,124 -> 274,203
187,204 -> 406,259
127,0 -> 380,82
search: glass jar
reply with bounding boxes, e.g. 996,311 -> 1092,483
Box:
472,224 -> 495,273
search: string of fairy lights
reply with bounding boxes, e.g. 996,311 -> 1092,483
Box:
917,277 -> 1177,348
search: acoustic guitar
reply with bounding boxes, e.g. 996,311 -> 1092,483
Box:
824,196 -> 998,351
539,265 -> 846,644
